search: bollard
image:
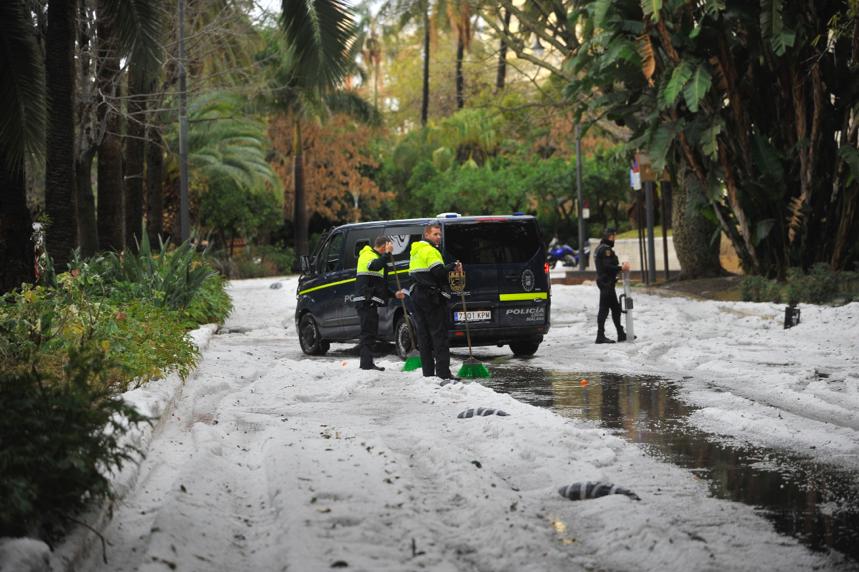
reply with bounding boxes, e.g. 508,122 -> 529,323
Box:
783,305 -> 801,329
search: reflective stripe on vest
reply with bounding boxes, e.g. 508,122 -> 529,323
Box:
356,245 -> 384,278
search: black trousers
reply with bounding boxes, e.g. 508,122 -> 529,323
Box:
413,291 -> 452,378
597,284 -> 623,336
357,304 -> 379,369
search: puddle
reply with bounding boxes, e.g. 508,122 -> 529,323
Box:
485,365 -> 859,565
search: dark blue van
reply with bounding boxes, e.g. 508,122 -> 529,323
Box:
295,214 -> 551,358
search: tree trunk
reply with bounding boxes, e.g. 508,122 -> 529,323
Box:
292,118 -> 308,256
420,2 -> 430,126
671,169 -> 722,278
125,64 -> 146,250
495,9 -> 510,92
75,0 -> 98,256
75,149 -> 98,256
455,32 -> 465,109
0,163 -> 35,293
45,0 -> 78,271
96,0 -> 124,251
146,125 -> 164,245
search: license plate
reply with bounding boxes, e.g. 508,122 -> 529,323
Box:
454,310 -> 491,322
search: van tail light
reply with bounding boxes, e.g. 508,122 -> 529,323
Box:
544,262 -> 551,274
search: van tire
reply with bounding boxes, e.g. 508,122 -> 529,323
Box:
509,340 -> 540,357
395,316 -> 416,360
299,314 -> 329,355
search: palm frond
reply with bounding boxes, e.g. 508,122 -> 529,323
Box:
281,0 -> 356,92
108,0 -> 165,74
0,0 -> 46,170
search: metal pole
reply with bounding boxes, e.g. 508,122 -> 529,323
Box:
660,181 -> 671,281
178,0 -> 190,242
637,190 -> 647,284
645,180 -> 656,284
622,269 -> 634,341
575,124 -> 585,271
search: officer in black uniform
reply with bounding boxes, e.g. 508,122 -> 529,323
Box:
354,236 -> 405,370
408,223 -> 462,379
594,228 -> 630,344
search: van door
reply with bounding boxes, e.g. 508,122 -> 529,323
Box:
339,227 -> 381,336
444,219 -> 547,330
309,231 -> 348,336
380,225 -> 424,336
442,221 -> 502,327
492,220 -> 548,328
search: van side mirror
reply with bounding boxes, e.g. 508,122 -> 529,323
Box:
299,255 -> 313,275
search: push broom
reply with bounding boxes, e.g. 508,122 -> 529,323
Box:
450,269 -> 491,379
392,263 -> 422,372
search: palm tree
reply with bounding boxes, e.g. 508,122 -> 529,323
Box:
445,0 -> 474,109
96,0 -> 125,251
44,0 -> 78,271
121,0 -> 164,250
0,0 -> 45,292
280,0 -> 356,256
495,7 -> 511,92
382,0 -> 431,125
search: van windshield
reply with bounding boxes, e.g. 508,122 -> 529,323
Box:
444,221 -> 541,264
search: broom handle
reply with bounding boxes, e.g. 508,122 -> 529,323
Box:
391,259 -> 416,345
457,272 -> 474,359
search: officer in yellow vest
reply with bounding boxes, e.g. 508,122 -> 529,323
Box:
355,236 -> 405,370
408,222 -> 461,380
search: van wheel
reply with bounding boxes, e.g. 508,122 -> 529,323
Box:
509,340 -> 540,357
299,314 -> 329,355
395,316 -> 416,360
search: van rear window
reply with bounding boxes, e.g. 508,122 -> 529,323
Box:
445,221 -> 541,264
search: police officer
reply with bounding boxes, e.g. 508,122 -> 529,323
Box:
594,228 -> 630,344
355,236 -> 405,370
408,222 -> 462,379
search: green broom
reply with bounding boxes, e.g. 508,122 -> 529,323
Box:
452,269 -> 491,379
392,264 -> 422,372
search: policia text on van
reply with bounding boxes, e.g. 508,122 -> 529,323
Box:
295,214 -> 551,359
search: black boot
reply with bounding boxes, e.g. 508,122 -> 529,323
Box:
361,364 -> 385,371
595,333 -> 615,344
617,328 -> 636,342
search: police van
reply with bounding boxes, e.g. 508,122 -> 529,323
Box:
295,214 -> 551,359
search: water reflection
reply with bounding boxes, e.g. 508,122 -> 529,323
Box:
485,366 -> 859,564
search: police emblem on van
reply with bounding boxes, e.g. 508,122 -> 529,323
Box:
521,269 -> 535,292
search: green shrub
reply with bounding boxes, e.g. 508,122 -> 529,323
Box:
1,269 -> 213,392
0,345 -> 147,538
97,299 -> 200,389
741,275 -> 769,302
182,273 -> 233,327
741,265 -> 851,305
75,234 -> 217,310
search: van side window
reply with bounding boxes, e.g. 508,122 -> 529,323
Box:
344,229 -> 378,269
317,232 -> 345,273
354,239 -> 370,257
384,226 -> 424,263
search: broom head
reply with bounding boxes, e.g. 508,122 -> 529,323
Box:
457,356 -> 490,379
403,352 -> 422,372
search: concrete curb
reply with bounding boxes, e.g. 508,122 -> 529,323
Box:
42,323 -> 219,572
